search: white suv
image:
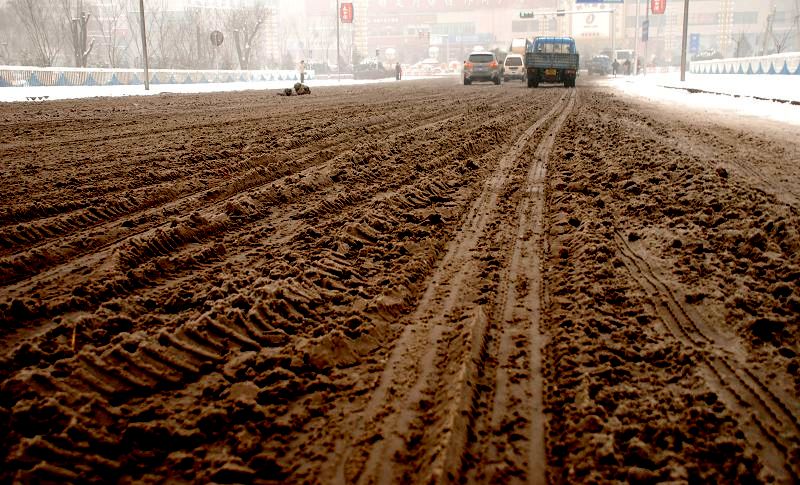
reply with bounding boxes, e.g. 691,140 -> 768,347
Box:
503,54 -> 525,81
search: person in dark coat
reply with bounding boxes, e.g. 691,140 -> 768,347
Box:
612,59 -> 620,77
395,62 -> 402,81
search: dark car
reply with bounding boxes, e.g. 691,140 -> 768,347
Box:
463,52 -> 502,85
587,55 -> 611,75
354,59 -> 390,79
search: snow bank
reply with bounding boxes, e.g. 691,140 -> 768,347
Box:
690,52 -> 800,75
603,72 -> 800,126
0,76 -> 433,103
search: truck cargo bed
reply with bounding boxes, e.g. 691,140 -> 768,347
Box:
525,53 -> 580,70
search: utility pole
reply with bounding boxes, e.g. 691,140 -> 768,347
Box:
336,0 -> 340,81
138,0 -> 149,90
611,5 -> 616,56
680,0 -> 689,81
634,0 -> 640,75
644,0 -> 649,75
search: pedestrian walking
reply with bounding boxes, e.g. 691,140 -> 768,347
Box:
395,62 -> 402,81
612,59 -> 619,77
624,59 -> 631,75
298,60 -> 306,84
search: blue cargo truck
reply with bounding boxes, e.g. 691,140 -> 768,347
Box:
525,36 -> 579,88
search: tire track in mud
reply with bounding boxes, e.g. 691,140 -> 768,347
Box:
627,118 -> 800,209
1,84 -> 565,483
0,87 -> 501,231
335,89 -> 576,485
0,95 -> 478,256
0,89 -> 456,153
613,232 -> 800,481
0,92 -> 518,300
473,89 -> 577,485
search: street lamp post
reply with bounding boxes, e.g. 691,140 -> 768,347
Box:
336,0 -> 340,81
679,0 -> 689,81
634,0 -> 640,75
138,0 -> 149,90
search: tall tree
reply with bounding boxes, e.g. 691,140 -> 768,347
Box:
731,32 -> 751,58
92,0 -> 126,68
61,0 -> 94,67
226,1 -> 270,70
11,0 -> 63,67
772,29 -> 794,54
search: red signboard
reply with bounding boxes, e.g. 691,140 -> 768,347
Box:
651,0 -> 666,15
340,2 -> 354,23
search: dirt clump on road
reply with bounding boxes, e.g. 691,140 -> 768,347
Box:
0,79 -> 798,483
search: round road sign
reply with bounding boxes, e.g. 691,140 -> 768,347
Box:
210,30 -> 224,47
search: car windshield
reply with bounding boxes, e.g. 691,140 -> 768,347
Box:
469,54 -> 494,63
505,57 -> 522,66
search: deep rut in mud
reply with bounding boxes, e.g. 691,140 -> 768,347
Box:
1,79 -> 798,483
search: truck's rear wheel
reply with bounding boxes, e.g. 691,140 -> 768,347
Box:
526,69 -> 536,88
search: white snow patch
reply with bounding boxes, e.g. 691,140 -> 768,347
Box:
0,76 -> 437,103
602,73 -> 800,126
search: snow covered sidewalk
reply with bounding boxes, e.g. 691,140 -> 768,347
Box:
602,73 -> 800,126
0,76 -> 436,103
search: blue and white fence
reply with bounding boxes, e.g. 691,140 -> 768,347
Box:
0,66 -> 315,88
690,52 -> 800,75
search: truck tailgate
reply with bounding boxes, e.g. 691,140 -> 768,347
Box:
525,53 -> 579,69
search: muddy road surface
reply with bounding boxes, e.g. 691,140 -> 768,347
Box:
1,79 -> 798,483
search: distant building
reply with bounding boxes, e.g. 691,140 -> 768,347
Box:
366,0 -> 551,63
611,0 -> 798,64
303,0 -> 368,66
362,0 -> 798,64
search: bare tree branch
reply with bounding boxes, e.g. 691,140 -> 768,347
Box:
11,0 -> 63,67
226,1 -> 270,70
772,29 -> 793,54
92,0 -> 126,68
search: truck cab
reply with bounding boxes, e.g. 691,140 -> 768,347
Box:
525,36 -> 579,88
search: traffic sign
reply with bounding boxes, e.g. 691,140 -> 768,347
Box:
689,33 -> 700,54
340,3 -> 353,23
651,0 -> 666,15
210,30 -> 224,47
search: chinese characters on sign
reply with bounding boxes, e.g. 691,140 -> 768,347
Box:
651,0 -> 666,15
340,2 -> 354,23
